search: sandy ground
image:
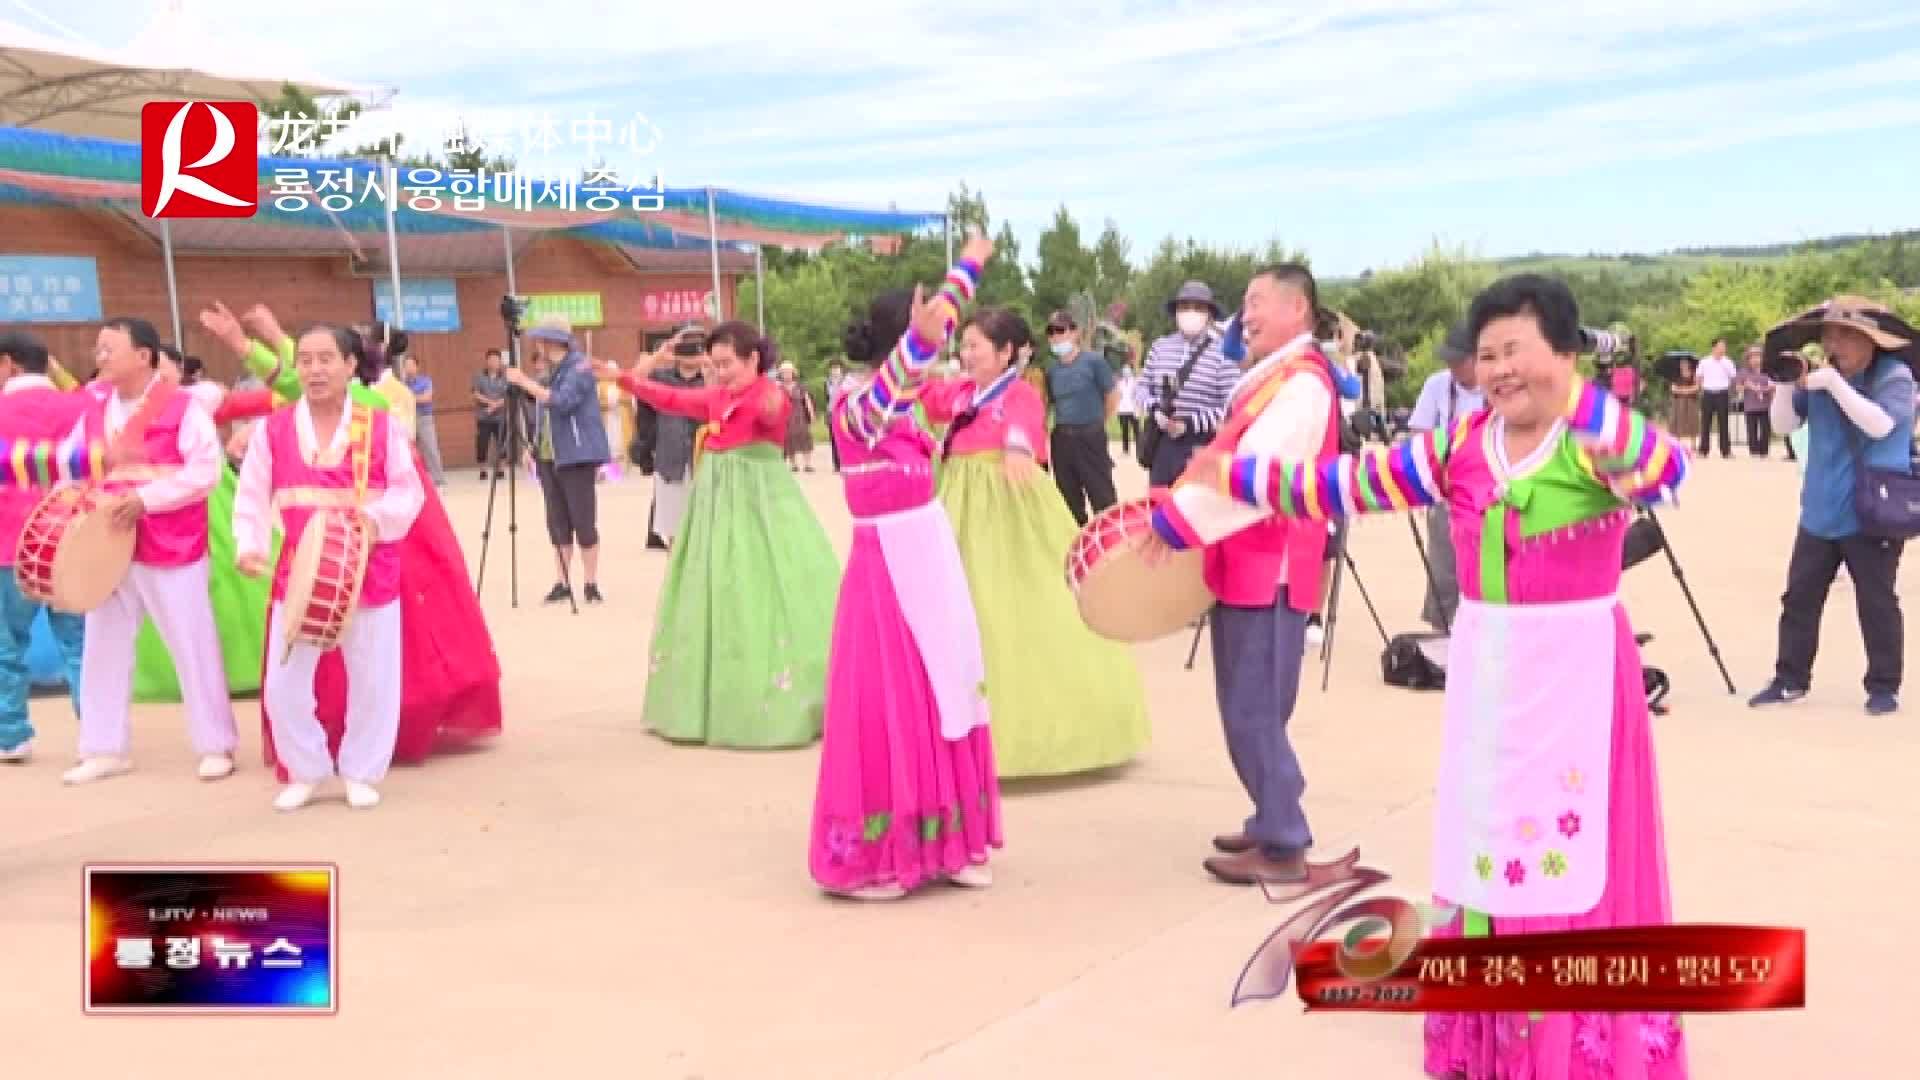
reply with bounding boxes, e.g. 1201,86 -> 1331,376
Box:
0,447 -> 1910,1078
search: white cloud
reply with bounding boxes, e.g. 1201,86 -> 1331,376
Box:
62,0 -> 1920,268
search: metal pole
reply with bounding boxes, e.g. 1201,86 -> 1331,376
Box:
159,218 -> 183,344
383,156 -> 405,330
754,245 -> 765,331
705,186 -> 723,322
501,225 -> 518,296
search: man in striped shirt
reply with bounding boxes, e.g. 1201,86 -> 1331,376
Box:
1136,281 -> 1240,487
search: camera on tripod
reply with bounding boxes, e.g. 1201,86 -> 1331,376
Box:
500,294 -> 528,334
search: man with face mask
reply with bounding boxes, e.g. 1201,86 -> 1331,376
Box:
1137,281 -> 1238,487
1043,311 -> 1120,525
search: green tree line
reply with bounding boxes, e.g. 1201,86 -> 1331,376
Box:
743,185 -> 1920,411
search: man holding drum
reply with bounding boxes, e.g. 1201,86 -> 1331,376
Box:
1141,264 -> 1341,885
65,319 -> 238,786
233,324 -> 425,811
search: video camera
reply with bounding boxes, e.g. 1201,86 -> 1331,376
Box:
500,294 -> 528,334
1353,329 -> 1377,353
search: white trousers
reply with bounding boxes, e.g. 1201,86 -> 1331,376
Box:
264,600 -> 402,784
80,558 -> 237,758
653,475 -> 691,541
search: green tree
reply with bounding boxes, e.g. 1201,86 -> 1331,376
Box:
1031,206 -> 1096,322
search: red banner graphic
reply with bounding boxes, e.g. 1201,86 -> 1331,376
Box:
1295,925 -> 1804,1013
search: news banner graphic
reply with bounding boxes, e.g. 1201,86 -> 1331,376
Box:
1232,849 -> 1805,1014
138,101 -> 667,220
84,864 -> 338,1014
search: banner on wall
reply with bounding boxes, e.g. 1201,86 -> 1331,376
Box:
372,278 -> 462,333
640,288 -> 718,324
521,293 -> 603,328
0,255 -> 103,323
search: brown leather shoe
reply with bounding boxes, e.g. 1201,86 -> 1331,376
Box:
1204,848 -> 1308,885
1212,831 -> 1256,854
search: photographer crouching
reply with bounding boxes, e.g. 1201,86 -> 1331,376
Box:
1751,297 -> 1917,715
505,314 -> 610,606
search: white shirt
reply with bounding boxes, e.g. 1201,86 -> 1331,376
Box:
70,374 -> 224,513
1115,373 -> 1138,415
3,374 -> 55,395
232,398 -> 425,564
1697,353 -> 1737,392
1408,370 -> 1487,432
183,379 -> 226,414
1168,332 -> 1332,545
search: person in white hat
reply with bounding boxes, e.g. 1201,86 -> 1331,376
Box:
776,360 -> 817,471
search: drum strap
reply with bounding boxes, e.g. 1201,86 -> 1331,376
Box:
348,402 -> 372,504
106,375 -> 182,469
1212,348 -> 1323,450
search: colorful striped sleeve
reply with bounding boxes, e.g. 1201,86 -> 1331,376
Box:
0,429 -> 106,488
839,257 -> 982,444
1561,377 -> 1689,503
1210,416 -> 1465,519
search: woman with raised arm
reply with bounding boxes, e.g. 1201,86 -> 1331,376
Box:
1158,275 -> 1691,1079
198,303 -> 503,772
605,323 -> 840,748
921,306 -> 1149,778
809,234 -> 1001,899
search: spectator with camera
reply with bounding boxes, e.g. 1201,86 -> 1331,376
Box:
1406,322 -> 1485,633
1751,299 -> 1917,715
1136,281 -> 1237,487
632,324 -> 708,550
505,315 -> 610,606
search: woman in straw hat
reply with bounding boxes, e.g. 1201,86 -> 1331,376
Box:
603,322 -> 840,748
1749,295 -> 1917,716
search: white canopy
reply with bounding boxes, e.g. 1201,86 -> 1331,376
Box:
0,3 -> 382,140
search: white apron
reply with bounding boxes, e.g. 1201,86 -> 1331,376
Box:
1431,594 -> 1616,917
860,500 -> 990,741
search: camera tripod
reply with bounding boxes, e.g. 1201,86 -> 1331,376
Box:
1181,521 -> 1390,691
474,296 -> 578,614
1404,503 -> 1734,697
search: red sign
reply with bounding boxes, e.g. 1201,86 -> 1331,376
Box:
141,101 -> 259,219
1293,924 -> 1805,1013
640,289 -> 716,323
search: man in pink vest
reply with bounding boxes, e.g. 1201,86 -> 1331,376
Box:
0,331 -> 91,763
64,318 -> 237,786
233,324 -> 424,812
1143,263 -> 1341,885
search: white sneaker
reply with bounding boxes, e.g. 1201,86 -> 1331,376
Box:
0,740 -> 30,764
62,756 -> 131,785
836,884 -> 906,901
197,754 -> 235,781
344,781 -> 381,809
950,863 -> 993,888
273,783 -> 317,812
1304,621 -> 1326,647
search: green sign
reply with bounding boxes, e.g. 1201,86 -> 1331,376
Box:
521,293 -> 603,328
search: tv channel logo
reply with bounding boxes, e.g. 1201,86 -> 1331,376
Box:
140,101 -> 259,219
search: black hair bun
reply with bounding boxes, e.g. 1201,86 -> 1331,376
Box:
842,319 -> 874,364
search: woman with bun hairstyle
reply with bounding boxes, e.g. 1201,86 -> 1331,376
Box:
605,322 -> 839,748
923,307 -> 1150,778
809,235 -> 1000,899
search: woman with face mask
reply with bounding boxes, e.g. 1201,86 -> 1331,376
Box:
918,306 -> 1151,779
603,322 -> 840,749
1186,275 -> 1694,1079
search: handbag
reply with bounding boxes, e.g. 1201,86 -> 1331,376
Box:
1846,423 -> 1920,538
1138,334 -> 1213,469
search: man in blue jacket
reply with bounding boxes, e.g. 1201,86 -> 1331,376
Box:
505,315 -> 612,605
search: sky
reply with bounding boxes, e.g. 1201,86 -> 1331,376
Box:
32,0 -> 1920,276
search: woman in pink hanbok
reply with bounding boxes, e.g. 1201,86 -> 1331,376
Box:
808,234 -> 1002,900
1175,275 -> 1692,1079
